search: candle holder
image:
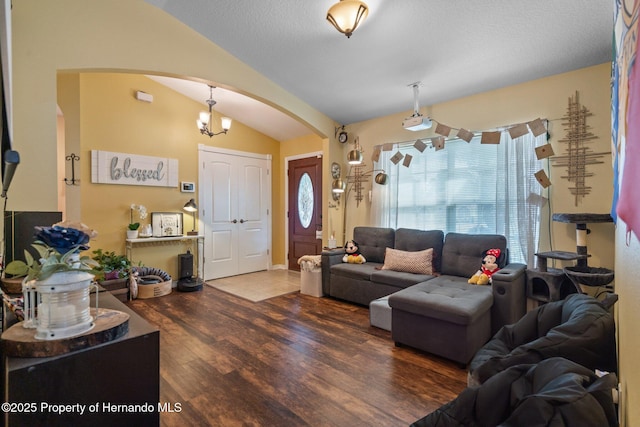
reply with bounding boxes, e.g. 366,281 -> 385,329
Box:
23,271 -> 97,340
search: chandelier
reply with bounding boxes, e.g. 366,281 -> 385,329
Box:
197,85 -> 232,137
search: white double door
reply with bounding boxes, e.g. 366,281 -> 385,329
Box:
199,147 -> 271,280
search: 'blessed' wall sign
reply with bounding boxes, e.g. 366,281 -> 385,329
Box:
91,150 -> 178,187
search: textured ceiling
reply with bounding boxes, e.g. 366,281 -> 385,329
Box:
144,0 -> 613,141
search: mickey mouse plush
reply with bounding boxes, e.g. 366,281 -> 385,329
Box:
342,240 -> 366,264
468,248 -> 501,285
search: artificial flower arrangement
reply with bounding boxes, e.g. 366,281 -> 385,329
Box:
4,222 -> 100,282
91,248 -> 133,281
129,204 -> 148,231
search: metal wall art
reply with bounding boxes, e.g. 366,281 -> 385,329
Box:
551,91 -> 609,206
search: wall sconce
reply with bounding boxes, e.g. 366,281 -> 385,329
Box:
197,85 -> 232,137
326,0 -> 369,38
183,198 -> 198,236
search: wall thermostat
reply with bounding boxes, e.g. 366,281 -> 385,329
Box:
181,181 -> 195,193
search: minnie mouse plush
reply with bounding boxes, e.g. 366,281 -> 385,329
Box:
468,248 -> 501,285
342,240 -> 366,264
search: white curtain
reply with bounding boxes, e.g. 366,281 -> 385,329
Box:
371,131 -> 547,265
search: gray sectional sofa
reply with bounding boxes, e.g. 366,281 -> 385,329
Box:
322,227 -> 443,305
321,226 -> 527,364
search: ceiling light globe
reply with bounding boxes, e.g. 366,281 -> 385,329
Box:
327,0 -> 369,38
199,111 -> 210,125
347,149 -> 363,165
375,172 -> 388,185
332,178 -> 346,193
221,117 -> 232,131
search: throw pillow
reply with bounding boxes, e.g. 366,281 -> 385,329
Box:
381,247 -> 434,275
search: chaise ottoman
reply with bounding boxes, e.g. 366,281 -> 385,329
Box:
388,281 -> 493,365
369,296 -> 392,331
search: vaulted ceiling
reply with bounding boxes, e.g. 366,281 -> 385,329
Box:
144,0 -> 613,141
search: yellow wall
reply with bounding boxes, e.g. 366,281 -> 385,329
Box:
56,72 -> 282,278
339,63 -> 615,270
12,0 -> 335,278
11,0 -> 334,213
339,61 -> 638,421
57,71 -> 327,274
12,1 -> 640,424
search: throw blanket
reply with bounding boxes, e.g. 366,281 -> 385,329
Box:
469,294 -> 617,386
297,255 -> 322,271
412,357 -> 618,427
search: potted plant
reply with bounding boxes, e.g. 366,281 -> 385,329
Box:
91,249 -> 133,301
127,222 -> 140,239
128,204 -> 147,239
91,249 -> 132,281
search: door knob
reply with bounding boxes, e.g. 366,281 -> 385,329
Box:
239,219 -> 245,223
232,219 -> 237,223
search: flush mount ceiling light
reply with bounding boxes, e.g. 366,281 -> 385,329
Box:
402,82 -> 433,131
326,0 -> 369,38
197,85 -> 232,137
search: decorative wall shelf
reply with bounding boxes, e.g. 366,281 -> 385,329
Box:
125,235 -> 204,280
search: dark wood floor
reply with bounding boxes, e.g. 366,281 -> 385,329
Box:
128,283 -> 467,427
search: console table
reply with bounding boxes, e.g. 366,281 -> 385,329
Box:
126,235 -> 204,280
1,291 -> 160,426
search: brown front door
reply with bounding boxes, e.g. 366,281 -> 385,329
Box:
288,156 -> 323,270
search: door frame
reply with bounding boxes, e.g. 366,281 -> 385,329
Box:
284,151 -> 323,270
198,144 -> 273,275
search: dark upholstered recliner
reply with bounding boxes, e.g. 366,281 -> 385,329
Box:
468,293 -> 617,386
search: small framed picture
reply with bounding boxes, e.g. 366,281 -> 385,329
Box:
151,212 -> 183,237
181,181 -> 195,193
